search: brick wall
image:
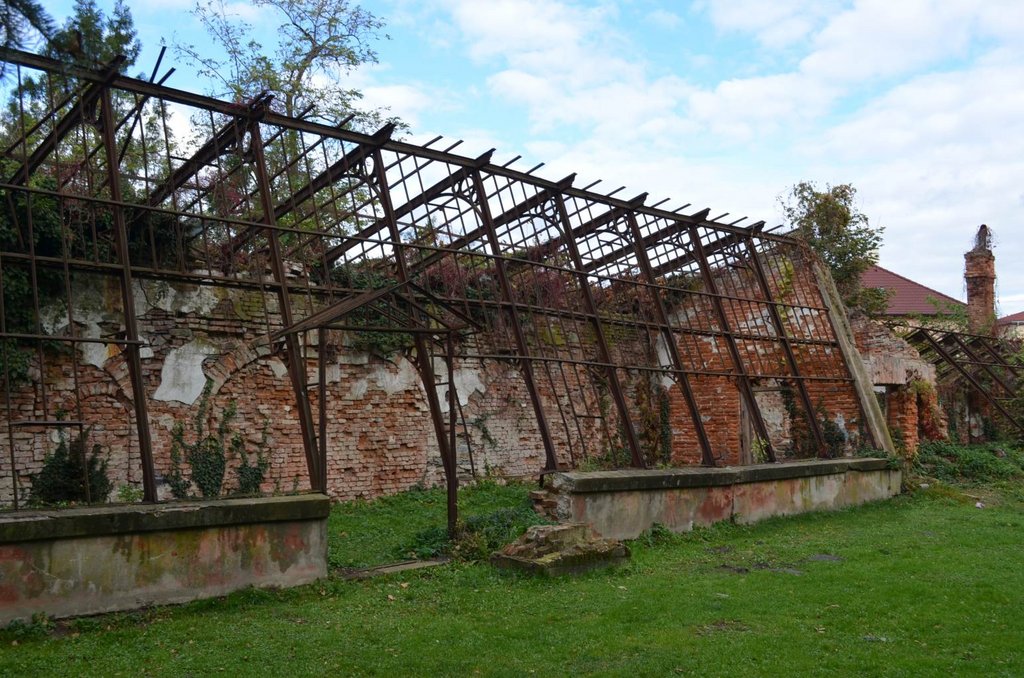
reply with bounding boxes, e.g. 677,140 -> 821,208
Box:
1,243 -> 879,506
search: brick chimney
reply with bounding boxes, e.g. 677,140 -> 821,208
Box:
964,224 -> 996,335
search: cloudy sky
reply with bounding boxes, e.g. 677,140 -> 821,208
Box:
48,0 -> 1024,315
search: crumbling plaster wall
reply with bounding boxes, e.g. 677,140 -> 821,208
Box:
2,277 -> 578,506
849,312 -> 947,454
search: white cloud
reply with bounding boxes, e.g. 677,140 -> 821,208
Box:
698,0 -> 841,48
646,9 -> 683,29
374,0 -> 1024,309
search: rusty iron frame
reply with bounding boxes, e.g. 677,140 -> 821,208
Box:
0,48 -> 870,510
905,327 -> 1024,436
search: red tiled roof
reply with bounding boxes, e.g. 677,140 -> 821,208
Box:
999,310 -> 1024,325
860,265 -> 965,316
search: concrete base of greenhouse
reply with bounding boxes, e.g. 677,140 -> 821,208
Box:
0,494 -> 329,624
537,459 -> 901,540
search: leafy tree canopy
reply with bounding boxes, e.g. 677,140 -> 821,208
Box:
0,0 -> 55,61
179,0 -> 398,129
780,181 -> 887,313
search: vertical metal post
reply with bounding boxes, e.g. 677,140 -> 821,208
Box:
552,192 -> 645,467
99,87 -> 158,501
622,205 -> 715,466
369,149 -> 459,532
249,121 -> 323,489
743,236 -> 827,456
446,332 -> 458,536
469,169 -> 560,472
687,223 -> 775,462
317,327 -> 328,493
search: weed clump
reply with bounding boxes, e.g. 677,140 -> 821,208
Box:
29,429 -> 111,506
400,504 -> 548,561
914,441 -> 1024,484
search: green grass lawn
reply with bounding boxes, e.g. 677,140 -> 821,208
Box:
3,475 -> 1024,676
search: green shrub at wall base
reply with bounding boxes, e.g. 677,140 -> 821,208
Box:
29,431 -> 111,506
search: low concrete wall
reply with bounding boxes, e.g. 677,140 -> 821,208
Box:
0,494 -> 329,623
542,459 -> 901,540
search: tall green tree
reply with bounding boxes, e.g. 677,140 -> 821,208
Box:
4,0 -> 141,149
179,0 -> 392,128
780,181 -> 887,313
0,0 -> 55,60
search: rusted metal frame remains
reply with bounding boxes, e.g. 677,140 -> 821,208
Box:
316,327 -> 328,494
469,168 -> 560,472
145,102 -> 262,208
8,56 -> 127,186
742,235 -> 828,457
621,201 -> 716,466
272,280 -> 411,339
972,336 -> 1024,378
688,223 -> 775,462
249,119 -> 323,491
1,48 -> 790,246
945,333 -> 1017,396
648,229 -> 756,280
98,86 -> 159,501
952,335 -> 1022,375
235,123 -> 396,259
406,273 -> 849,356
405,174 -> 574,279
916,330 -> 1024,436
445,332 -> 458,535
323,152 -> 494,266
551,191 -> 645,468
369,148 -> 460,533
581,208 -> 711,275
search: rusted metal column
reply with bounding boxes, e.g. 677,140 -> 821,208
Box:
369,149 -> 459,533
551,192 -> 645,467
687,223 -> 775,462
249,121 -> 323,490
742,236 -> 827,457
99,87 -> 158,501
621,204 -> 715,466
469,169 -> 560,472
317,327 -> 328,494
446,332 -> 459,536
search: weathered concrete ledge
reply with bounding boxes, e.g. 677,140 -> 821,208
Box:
0,495 -> 330,623
541,459 -> 900,540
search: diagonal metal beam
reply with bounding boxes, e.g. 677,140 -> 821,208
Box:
470,168 -> 560,471
945,332 -> 1017,396
322,150 -> 494,265
369,147 -> 461,533
99,83 -> 158,501
550,190 -> 646,468
916,329 -> 1024,436
250,120 -> 322,490
8,56 -> 126,186
743,235 -> 828,457
688,222 -> 775,462
620,199 -> 716,465
145,98 -> 267,208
